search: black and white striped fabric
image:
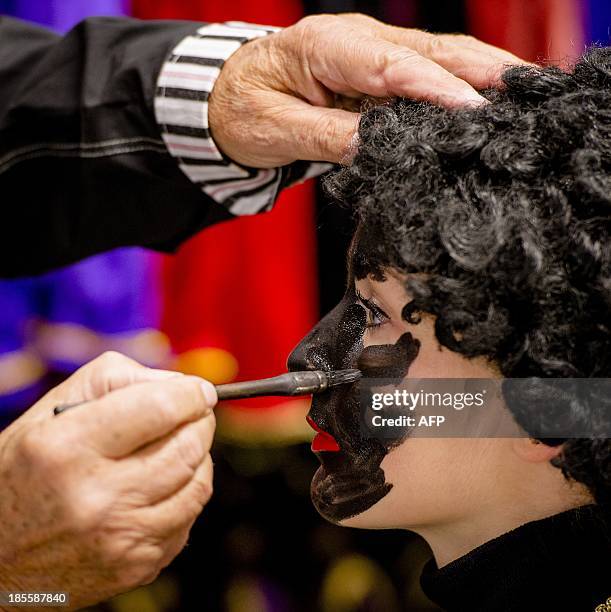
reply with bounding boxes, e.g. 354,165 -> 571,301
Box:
154,22 -> 330,216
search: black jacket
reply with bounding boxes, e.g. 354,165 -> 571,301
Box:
420,504 -> 611,611
0,17 -> 303,277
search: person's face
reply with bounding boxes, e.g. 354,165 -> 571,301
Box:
288,261 -> 507,530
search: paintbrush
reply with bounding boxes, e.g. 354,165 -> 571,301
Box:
52,369 -> 361,415
214,369 -> 361,400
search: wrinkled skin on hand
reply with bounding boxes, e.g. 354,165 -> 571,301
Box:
0,352 -> 217,611
208,13 -> 527,167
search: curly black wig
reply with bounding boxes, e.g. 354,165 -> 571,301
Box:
325,47 -> 611,503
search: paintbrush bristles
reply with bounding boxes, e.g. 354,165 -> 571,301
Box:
326,369 -> 362,387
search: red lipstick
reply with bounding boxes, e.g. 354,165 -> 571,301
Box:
307,416 -> 340,452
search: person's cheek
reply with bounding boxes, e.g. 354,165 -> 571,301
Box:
356,439 -> 446,529
364,320 -> 410,347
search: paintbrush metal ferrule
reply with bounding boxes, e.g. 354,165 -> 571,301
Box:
215,369 -> 361,401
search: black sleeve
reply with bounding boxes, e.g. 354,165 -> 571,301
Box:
0,16 -> 235,278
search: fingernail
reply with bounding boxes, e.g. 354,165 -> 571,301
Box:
439,90 -> 488,109
460,90 -> 489,107
200,380 -> 218,408
339,128 -> 361,166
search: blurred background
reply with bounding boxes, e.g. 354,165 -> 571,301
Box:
0,0 -> 609,610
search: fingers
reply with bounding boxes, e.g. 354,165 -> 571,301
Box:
436,33 -> 528,65
311,32 -> 487,108
73,376 -> 217,458
342,13 -> 524,64
297,14 -> 532,108
156,528 -> 191,573
120,413 -> 216,505
338,13 -> 529,88
136,454 -> 214,536
389,30 -> 530,88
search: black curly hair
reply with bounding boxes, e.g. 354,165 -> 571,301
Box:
325,47 -> 611,503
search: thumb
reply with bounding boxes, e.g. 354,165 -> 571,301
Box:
280,98 -> 361,164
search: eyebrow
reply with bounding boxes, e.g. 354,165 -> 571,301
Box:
355,288 -> 390,320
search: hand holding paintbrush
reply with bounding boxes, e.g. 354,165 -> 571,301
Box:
53,369 -> 361,415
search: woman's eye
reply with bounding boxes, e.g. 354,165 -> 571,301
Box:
355,290 -> 389,330
365,308 -> 387,329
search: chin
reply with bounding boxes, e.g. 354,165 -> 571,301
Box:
339,488 -> 404,529
309,462 -> 396,528
338,509 -> 385,529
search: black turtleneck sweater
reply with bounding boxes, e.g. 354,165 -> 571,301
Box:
420,504 -> 611,611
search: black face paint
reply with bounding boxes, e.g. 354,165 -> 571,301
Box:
288,258 -> 421,522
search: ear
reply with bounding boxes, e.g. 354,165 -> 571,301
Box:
512,438 -> 563,463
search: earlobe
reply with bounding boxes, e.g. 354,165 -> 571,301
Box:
512,438 -> 564,463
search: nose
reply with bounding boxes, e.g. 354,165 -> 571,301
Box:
287,307 -> 339,372
287,297 -> 367,372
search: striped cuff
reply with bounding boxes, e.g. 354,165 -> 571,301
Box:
155,22 -> 330,216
